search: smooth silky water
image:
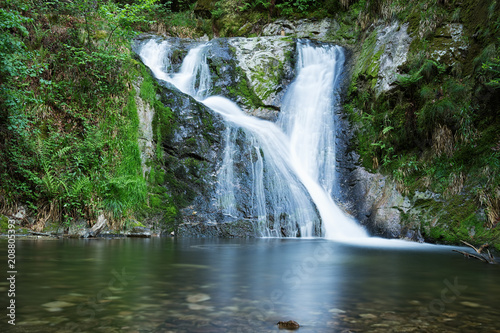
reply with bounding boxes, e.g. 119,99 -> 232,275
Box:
1,238 -> 499,332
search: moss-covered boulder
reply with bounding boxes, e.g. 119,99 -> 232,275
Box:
228,36 -> 295,120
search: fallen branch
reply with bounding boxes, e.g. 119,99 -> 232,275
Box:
454,240 -> 498,264
452,250 -> 488,263
460,240 -> 489,253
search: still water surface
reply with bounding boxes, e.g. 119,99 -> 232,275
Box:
1,238 -> 499,332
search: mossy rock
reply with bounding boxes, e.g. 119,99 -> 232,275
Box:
127,220 -> 146,228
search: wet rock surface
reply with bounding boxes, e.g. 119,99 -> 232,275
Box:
177,220 -> 256,238
154,79 -> 227,226
277,320 -> 300,330
126,226 -> 152,237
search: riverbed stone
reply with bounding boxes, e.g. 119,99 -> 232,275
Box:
360,313 -> 377,319
186,293 -> 211,303
187,303 -> 214,311
42,301 -> 76,308
460,301 -> 481,308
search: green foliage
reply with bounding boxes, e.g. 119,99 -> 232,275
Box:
473,43 -> 496,73
238,0 -> 270,12
99,0 -> 157,44
276,0 -> 318,15
479,42 -> 500,88
0,0 -> 164,229
237,0 -> 320,16
0,6 -> 31,78
211,0 -> 226,19
397,59 -> 445,88
0,215 -> 9,233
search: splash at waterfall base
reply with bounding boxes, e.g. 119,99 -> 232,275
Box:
133,35 -> 423,242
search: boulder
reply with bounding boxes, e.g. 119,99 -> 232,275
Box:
228,36 -> 295,113
127,226 -> 151,238
177,220 -> 256,238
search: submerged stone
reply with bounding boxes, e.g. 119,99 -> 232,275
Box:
359,313 -> 377,319
460,301 -> 481,308
277,320 -> 300,330
187,303 -> 214,311
42,301 -> 76,308
186,293 -> 211,303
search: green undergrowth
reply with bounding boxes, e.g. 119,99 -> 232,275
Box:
345,0 -> 500,247
0,0 -> 180,232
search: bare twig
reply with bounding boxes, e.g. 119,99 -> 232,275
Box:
454,241 -> 497,264
460,240 -> 480,253
452,249 -> 488,263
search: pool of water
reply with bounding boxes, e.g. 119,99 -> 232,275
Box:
1,237 -> 499,332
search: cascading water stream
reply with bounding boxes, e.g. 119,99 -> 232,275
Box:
139,40 -> 211,100
138,38 -> 368,240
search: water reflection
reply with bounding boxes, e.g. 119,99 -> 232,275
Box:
1,238 -> 499,332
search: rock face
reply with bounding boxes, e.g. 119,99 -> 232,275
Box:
127,226 -> 151,237
429,23 -> 468,66
133,36 -> 300,235
373,22 -> 412,95
350,21 -> 412,96
262,18 -> 340,42
177,220 -> 255,238
340,161 -> 425,242
156,80 -> 227,226
349,166 -> 411,238
134,78 -> 155,177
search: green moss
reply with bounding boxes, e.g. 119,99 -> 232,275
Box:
417,192 -> 500,247
0,215 -> 9,233
352,29 -> 379,81
149,195 -> 163,209
130,220 -> 145,228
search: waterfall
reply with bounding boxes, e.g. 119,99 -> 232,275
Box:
138,38 -> 367,240
138,39 -> 211,100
